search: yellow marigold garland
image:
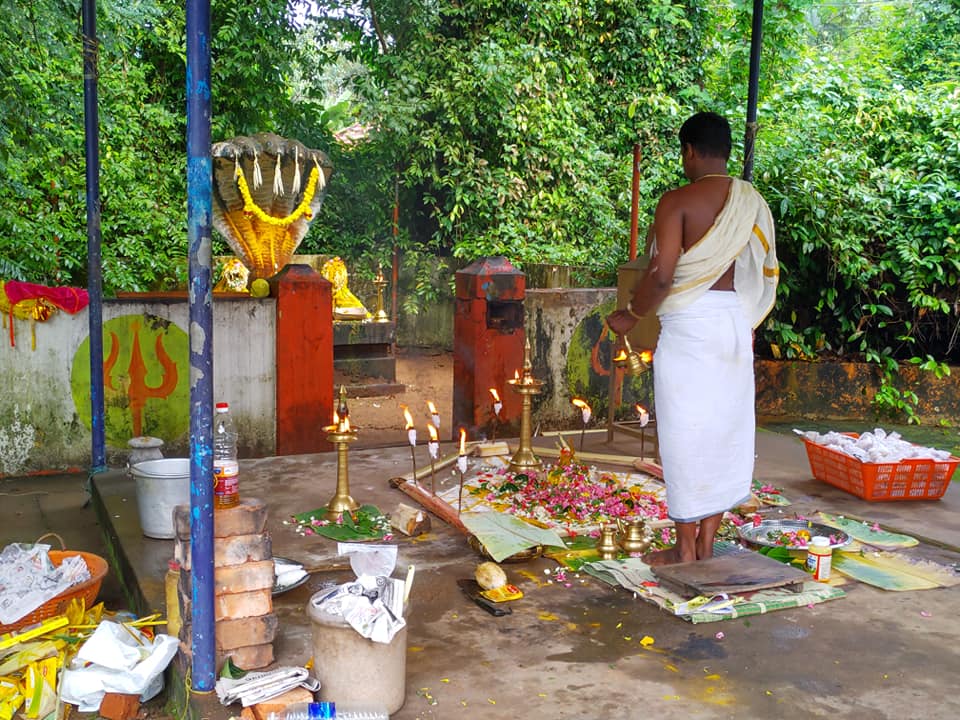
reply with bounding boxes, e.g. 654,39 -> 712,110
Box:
236,164 -> 320,227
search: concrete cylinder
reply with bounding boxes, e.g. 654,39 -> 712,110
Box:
307,592 -> 408,715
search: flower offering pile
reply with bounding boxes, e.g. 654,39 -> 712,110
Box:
468,449 -> 668,536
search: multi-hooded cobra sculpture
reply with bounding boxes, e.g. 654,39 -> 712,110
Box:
211,133 -> 334,281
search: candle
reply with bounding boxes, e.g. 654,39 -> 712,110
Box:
402,406 -> 416,446
427,400 -> 440,432
489,388 -> 502,417
635,404 -> 650,427
427,423 -> 439,460
457,428 -> 467,473
571,397 -> 592,425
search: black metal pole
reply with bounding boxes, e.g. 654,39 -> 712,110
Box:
81,0 -> 106,475
186,0 -> 216,692
742,0 -> 764,182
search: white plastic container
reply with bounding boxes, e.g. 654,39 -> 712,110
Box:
307,593 -> 407,716
130,458 -> 191,539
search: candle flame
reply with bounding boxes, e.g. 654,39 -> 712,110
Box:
402,406 -> 414,430
635,404 -> 645,414
489,388 -> 500,403
613,349 -> 627,362
426,400 -> 437,415
428,423 -> 439,442
458,427 -> 466,455
571,398 -> 590,411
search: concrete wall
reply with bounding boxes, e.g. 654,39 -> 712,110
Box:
0,297 -> 276,474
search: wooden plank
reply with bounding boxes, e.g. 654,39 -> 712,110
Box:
652,550 -> 810,598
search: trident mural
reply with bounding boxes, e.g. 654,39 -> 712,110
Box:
72,314 -> 189,446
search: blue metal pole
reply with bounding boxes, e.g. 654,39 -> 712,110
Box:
81,0 -> 106,475
186,0 -> 215,692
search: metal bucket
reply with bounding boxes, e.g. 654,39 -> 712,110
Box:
130,458 -> 191,539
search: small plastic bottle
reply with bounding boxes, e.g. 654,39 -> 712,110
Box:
213,401 -> 240,509
806,536 -> 832,581
268,702 -> 336,720
164,559 -> 181,637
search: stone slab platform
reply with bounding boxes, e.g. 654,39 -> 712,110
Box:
91,429 -> 960,720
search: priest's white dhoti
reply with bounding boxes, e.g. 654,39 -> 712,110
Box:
654,290 -> 755,522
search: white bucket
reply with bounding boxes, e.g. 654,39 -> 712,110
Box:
131,458 -> 191,539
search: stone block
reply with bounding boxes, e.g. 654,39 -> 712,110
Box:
174,497 -> 268,539
175,532 -> 272,570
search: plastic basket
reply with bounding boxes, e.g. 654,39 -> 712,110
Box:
803,436 -> 959,502
0,537 -> 109,634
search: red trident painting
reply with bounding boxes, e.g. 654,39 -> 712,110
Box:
71,314 -> 189,447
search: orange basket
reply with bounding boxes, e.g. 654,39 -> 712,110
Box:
803,435 -> 959,502
0,536 -> 109,634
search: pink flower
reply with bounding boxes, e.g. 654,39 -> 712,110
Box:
752,514 -> 763,527
871,522 -> 881,532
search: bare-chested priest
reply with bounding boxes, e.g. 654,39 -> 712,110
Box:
606,111 -> 779,565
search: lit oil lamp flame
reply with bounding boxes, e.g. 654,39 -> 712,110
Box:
342,416 -> 351,432
613,349 -> 627,362
571,397 -> 592,424
489,388 -> 500,403
640,351 -> 653,364
514,369 -> 520,381
332,410 -> 340,426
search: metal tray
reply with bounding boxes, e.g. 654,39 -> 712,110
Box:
273,557 -> 309,595
738,519 -> 851,551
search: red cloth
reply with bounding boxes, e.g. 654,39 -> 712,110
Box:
3,280 -> 89,313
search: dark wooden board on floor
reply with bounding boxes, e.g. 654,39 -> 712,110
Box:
651,549 -> 810,597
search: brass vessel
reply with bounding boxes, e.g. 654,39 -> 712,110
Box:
616,518 -> 653,555
596,524 -> 619,560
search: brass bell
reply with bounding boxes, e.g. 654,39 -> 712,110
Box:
596,524 -> 619,560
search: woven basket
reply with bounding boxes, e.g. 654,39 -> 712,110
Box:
0,534 -> 109,634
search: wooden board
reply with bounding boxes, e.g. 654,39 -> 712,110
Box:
651,550 -> 810,598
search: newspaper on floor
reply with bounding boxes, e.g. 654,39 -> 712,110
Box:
216,666 -> 321,706
0,543 -> 91,625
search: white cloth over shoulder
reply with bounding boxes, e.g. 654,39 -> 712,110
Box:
657,178 -> 778,329
654,291 -> 754,522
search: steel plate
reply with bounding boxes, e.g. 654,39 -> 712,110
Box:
738,519 -> 851,551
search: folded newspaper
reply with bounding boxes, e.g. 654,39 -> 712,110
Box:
216,666 -> 321,706
0,543 -> 91,625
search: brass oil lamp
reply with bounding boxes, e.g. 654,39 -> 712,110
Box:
326,386 -> 359,514
507,338 -> 544,474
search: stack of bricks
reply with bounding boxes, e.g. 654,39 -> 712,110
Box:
173,498 -> 278,669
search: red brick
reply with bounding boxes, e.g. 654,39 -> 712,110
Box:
174,498 -> 268,539
99,693 -> 140,720
179,559 -> 275,597
175,533 -> 273,569
216,613 -> 278,650
250,688 -> 316,720
181,587 -> 274,621
227,642 -> 275,671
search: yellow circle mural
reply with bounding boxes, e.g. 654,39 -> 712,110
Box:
71,314 -> 190,447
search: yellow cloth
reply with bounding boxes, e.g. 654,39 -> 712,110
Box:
656,178 -> 778,329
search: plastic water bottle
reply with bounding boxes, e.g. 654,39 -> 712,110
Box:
269,703 -> 389,720
213,401 -> 240,509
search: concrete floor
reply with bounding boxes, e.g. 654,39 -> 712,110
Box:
9,427 -> 960,720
